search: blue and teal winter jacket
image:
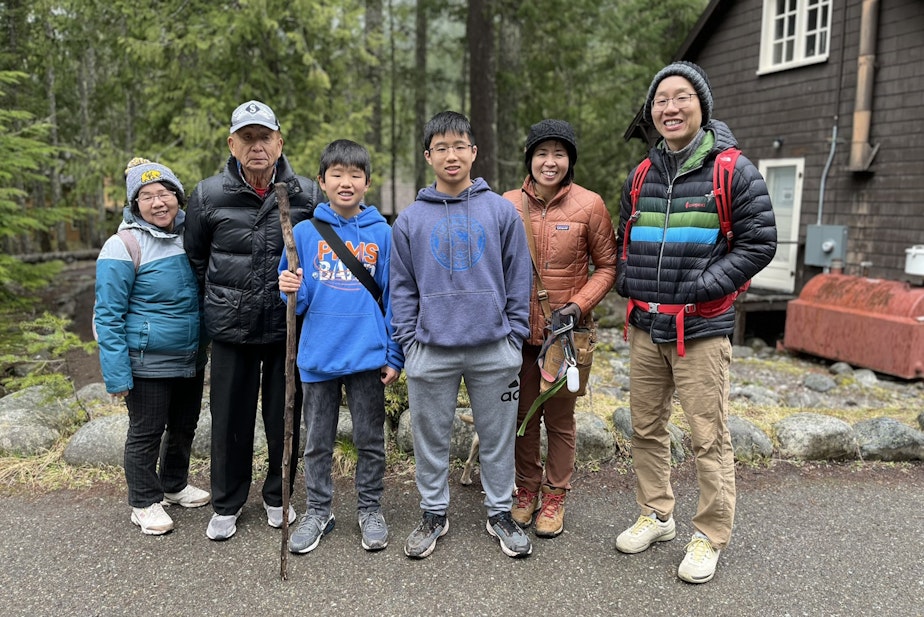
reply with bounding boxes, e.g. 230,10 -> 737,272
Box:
94,207 -> 203,394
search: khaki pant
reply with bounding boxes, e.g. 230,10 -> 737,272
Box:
628,326 -> 736,549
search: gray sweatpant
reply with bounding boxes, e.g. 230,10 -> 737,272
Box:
405,337 -> 522,517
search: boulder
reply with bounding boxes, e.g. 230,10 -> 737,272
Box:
63,414 -> 129,467
854,417 -> 924,461
773,412 -> 856,460
727,415 -> 773,462
574,412 -> 616,461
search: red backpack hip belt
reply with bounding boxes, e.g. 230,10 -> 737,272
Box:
624,291 -> 738,357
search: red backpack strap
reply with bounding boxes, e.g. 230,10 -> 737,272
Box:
713,148 -> 741,248
713,148 -> 751,296
623,157 -> 653,261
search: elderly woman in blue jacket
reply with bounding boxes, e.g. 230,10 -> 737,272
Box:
94,158 -> 210,535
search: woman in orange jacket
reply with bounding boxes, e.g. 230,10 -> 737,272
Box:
502,119 -> 618,537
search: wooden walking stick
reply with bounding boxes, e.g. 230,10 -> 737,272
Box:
276,182 -> 299,581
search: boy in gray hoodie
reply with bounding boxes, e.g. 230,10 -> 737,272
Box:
390,111 -> 533,559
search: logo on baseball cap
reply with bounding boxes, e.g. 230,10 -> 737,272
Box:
230,100 -> 280,134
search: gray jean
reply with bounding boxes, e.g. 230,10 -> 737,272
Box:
301,369 -> 386,517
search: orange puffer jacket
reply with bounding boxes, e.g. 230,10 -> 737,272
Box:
502,178 -> 618,346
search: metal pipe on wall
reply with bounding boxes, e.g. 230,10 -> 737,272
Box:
849,0 -> 881,171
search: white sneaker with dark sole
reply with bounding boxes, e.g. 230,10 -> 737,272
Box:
677,535 -> 721,584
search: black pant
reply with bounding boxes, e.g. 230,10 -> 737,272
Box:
209,340 -> 302,515
124,371 -> 205,508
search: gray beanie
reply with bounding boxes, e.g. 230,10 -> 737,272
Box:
524,119 -> 578,184
643,61 -> 714,126
125,158 -> 185,204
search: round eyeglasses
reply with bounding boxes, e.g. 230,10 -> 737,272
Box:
137,190 -> 177,205
652,93 -> 698,111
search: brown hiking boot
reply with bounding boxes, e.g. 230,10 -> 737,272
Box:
510,486 -> 540,527
535,485 -> 566,538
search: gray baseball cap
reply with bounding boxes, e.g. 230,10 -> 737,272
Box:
229,100 -> 280,134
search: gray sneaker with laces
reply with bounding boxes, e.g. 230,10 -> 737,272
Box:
487,511 -> 532,558
288,513 -> 336,554
404,511 -> 448,559
358,510 -> 389,551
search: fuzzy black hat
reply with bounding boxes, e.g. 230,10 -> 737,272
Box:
524,119 -> 578,184
644,61 -> 714,126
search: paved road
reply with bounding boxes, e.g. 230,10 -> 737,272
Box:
2,462 -> 922,617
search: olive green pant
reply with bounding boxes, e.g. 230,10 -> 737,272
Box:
628,326 -> 736,549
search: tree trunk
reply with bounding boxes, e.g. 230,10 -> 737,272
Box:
495,10 -> 522,192
365,0 -> 384,210
414,0 -> 429,191
468,0 -> 496,188
44,20 -> 67,252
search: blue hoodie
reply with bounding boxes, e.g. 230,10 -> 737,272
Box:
390,177 -> 531,350
279,202 -> 403,383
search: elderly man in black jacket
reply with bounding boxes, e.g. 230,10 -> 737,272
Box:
185,100 -> 321,541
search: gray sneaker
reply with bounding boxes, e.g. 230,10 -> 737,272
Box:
206,509 -> 241,541
358,510 -> 389,551
487,512 -> 532,558
263,500 -> 297,528
288,513 -> 335,554
404,511 -> 448,559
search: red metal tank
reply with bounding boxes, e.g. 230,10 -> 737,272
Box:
783,273 -> 924,379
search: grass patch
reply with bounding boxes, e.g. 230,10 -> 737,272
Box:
0,439 -> 122,494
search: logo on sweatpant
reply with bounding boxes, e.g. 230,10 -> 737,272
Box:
501,378 -> 520,402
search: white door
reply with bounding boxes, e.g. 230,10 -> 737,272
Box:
752,158 -> 803,292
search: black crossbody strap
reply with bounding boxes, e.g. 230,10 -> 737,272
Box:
311,218 -> 385,315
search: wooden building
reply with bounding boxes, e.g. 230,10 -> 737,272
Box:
626,0 -> 924,298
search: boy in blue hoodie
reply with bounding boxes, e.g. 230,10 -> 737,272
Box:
390,111 -> 533,559
278,139 -> 403,554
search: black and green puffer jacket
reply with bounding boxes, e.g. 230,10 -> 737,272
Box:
616,120 -> 777,344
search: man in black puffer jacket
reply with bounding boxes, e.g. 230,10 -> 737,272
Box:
614,63 -> 776,584
185,100 -> 321,541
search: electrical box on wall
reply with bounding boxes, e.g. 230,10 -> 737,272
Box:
804,224 -> 848,267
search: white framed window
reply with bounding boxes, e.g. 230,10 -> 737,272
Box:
758,0 -> 831,74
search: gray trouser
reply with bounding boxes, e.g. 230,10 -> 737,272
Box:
302,369 -> 386,517
405,338 -> 522,517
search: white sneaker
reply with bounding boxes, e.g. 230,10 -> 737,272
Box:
162,484 -> 211,508
678,534 -> 721,584
615,513 -> 676,554
263,500 -> 297,528
131,503 -> 174,536
206,510 -> 241,541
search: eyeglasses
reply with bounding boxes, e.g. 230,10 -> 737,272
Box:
652,93 -> 698,111
428,143 -> 474,156
137,191 -> 177,205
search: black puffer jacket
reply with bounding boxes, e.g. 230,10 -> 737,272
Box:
616,120 -> 777,343
185,154 -> 320,344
